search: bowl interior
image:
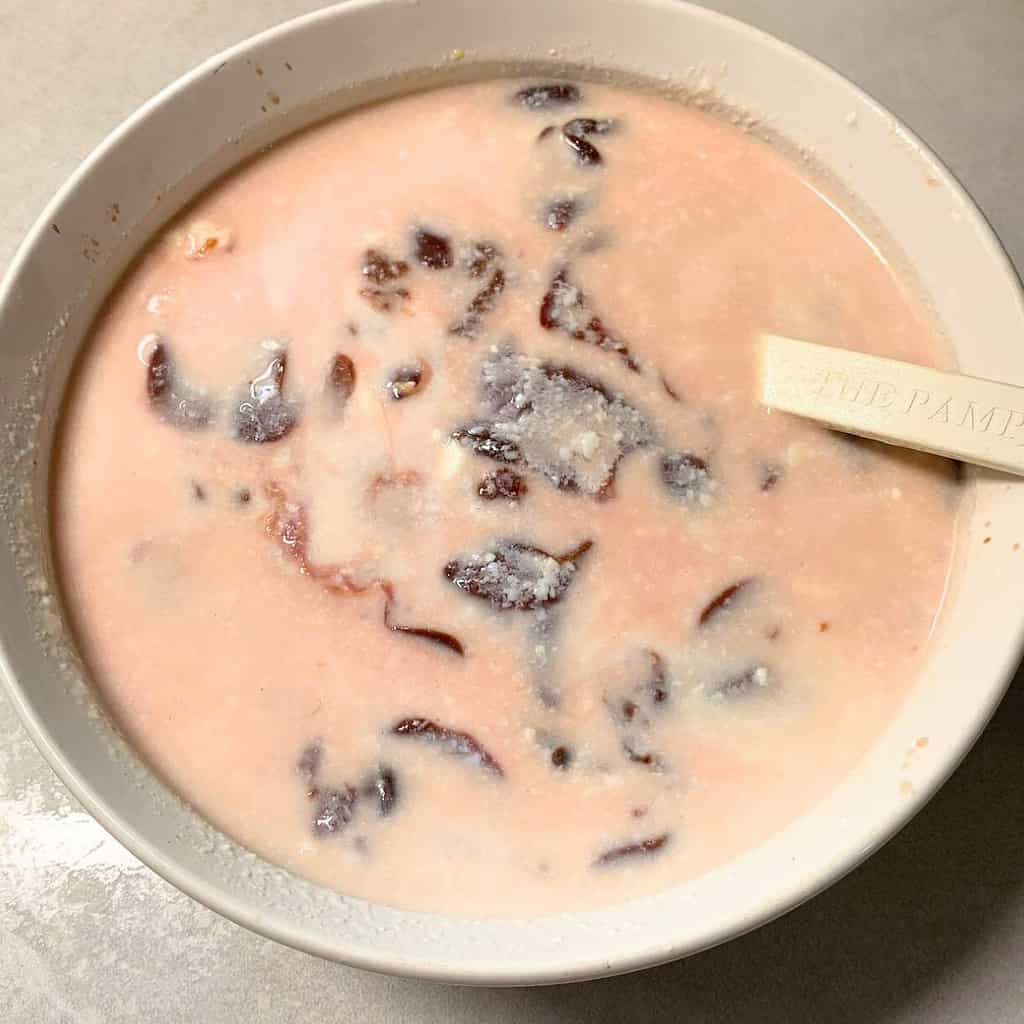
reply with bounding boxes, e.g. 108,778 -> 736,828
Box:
1,0 -> 1022,985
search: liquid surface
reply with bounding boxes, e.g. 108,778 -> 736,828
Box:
55,80 -> 959,916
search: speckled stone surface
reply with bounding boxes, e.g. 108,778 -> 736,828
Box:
1,1 -> 1022,1020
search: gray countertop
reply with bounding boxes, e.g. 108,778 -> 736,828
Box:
1,1 -> 1022,1020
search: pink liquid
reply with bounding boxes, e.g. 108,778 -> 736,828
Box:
54,80 -> 959,916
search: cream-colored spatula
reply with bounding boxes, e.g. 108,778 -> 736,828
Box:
759,333 -> 1024,477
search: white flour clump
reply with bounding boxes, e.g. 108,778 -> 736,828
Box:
456,348 -> 651,496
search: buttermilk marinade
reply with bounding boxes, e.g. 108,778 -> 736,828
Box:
55,80 -> 958,915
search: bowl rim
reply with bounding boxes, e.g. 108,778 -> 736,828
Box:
2,0 -> 1022,986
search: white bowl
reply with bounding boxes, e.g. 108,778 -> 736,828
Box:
1,0 -> 1022,986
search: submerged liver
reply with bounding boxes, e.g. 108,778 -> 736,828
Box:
54,79 -> 959,916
